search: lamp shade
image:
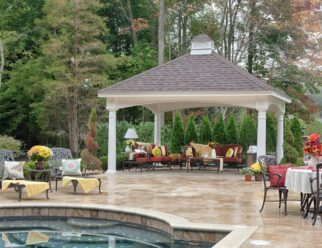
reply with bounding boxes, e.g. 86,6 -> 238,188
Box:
124,128 -> 138,139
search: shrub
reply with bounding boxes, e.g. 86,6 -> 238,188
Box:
226,116 -> 238,144
170,112 -> 185,153
284,120 -> 294,144
266,113 -> 277,153
136,122 -> 154,143
99,155 -> 107,171
0,135 -> 21,156
282,142 -> 299,164
81,108 -> 102,170
239,115 -> 257,152
213,115 -> 226,144
291,116 -> 303,157
185,114 -> 198,144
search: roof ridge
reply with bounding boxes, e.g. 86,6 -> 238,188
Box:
211,52 -> 273,91
99,54 -> 191,93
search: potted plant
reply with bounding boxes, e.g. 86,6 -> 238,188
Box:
251,162 -> 263,181
27,145 -> 52,170
240,167 -> 253,181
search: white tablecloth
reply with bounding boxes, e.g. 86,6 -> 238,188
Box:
285,168 -> 316,194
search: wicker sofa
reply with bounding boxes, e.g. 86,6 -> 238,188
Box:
133,142 -> 172,169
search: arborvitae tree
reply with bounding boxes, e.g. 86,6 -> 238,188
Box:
170,112 -> 185,153
266,113 -> 277,153
213,115 -> 226,144
285,120 -> 295,145
291,116 -> 303,157
226,116 -> 238,144
282,120 -> 299,163
239,115 -> 257,152
185,114 -> 198,144
199,116 -> 213,144
81,108 -> 102,170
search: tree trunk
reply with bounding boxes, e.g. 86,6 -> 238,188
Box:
127,0 -> 138,45
182,0 -> 188,54
0,39 -> 4,89
67,87 -> 79,156
178,9 -> 182,55
158,0 -> 165,65
247,0 -> 256,73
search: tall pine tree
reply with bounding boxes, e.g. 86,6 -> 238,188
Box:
266,113 -> 277,152
38,0 -> 110,154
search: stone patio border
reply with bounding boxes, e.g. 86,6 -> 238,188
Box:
0,202 -> 258,247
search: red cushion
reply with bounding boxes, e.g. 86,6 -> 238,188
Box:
163,156 -> 172,162
136,157 -> 149,163
268,165 -> 292,187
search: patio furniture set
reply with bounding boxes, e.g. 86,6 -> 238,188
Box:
258,155 -> 322,225
122,142 -> 243,173
0,148 -> 102,201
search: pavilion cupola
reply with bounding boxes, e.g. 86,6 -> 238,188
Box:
190,34 -> 215,55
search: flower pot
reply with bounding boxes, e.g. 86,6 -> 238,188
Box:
36,161 -> 45,170
244,175 -> 252,181
255,174 -> 263,182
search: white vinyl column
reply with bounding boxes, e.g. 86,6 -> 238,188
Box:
107,107 -> 118,173
154,112 -> 162,145
276,112 -> 284,163
257,107 -> 268,158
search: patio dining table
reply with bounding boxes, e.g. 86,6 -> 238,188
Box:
285,167 -> 318,215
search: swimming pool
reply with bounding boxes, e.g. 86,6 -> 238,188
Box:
0,217 -> 214,247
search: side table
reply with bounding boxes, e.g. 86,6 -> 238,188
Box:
28,169 -> 52,191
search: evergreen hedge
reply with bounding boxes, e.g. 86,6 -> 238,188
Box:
213,115 -> 226,144
226,116 -> 238,144
199,116 -> 213,144
266,113 -> 277,153
170,112 -> 185,153
185,114 -> 198,144
239,115 -> 256,152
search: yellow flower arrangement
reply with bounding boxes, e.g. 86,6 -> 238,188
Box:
250,162 -> 261,174
27,145 -> 52,162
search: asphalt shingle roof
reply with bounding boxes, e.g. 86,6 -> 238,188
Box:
99,51 -> 274,95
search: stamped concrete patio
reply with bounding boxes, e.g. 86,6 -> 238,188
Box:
1,169 -> 321,247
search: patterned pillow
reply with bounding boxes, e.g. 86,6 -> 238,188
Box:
3,161 -> 25,179
61,159 -> 82,176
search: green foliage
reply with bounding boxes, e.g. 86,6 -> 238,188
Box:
185,114 -> 198,144
304,120 -> 322,136
213,115 -> 226,144
239,115 -> 257,152
226,116 -> 238,144
135,122 -> 154,144
266,113 -> 277,153
0,135 -> 21,155
291,116 -> 303,157
23,160 -> 36,178
199,116 -> 212,144
170,112 -> 185,153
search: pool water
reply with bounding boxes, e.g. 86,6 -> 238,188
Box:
0,217 -> 214,248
